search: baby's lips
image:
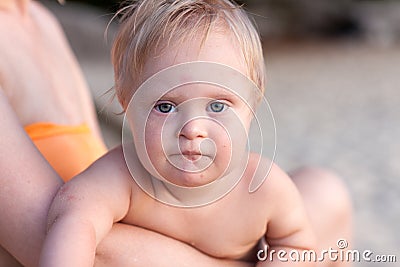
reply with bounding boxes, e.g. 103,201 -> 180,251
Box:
169,151 -> 212,159
182,153 -> 203,161
181,150 -> 202,156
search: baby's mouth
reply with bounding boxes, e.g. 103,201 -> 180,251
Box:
181,151 -> 203,161
167,150 -> 214,172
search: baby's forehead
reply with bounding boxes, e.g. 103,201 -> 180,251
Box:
140,30 -> 248,80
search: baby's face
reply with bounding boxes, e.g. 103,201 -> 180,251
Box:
144,83 -> 252,187
132,30 -> 255,187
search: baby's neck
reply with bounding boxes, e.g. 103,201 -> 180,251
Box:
149,166 -> 246,207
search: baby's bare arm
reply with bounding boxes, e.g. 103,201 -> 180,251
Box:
256,165 -> 317,267
39,149 -> 132,267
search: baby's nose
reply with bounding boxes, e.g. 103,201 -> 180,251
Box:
179,119 -> 208,140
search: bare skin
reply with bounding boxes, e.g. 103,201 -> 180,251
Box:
0,1 -> 256,266
0,0 -> 101,137
0,88 -> 63,267
290,167 -> 353,267
0,1 -> 100,265
40,145 -> 315,266
0,90 -> 252,267
39,29 -> 352,267
1,1 -> 352,266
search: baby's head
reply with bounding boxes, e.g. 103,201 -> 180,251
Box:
113,0 -> 266,188
112,0 -> 265,109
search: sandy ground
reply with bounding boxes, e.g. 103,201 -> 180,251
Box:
45,1 -> 399,265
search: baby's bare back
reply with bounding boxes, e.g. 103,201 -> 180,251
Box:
0,2 -> 98,132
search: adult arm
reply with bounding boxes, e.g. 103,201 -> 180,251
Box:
97,223 -> 254,267
0,89 -> 63,266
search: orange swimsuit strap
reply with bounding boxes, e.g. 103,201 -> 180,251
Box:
25,122 -> 107,182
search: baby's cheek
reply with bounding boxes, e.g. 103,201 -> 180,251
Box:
144,126 -> 163,156
212,134 -> 233,167
217,120 -> 248,167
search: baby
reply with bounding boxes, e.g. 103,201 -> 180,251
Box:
39,0 -> 351,266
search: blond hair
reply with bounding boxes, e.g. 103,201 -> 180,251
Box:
112,0 -> 265,108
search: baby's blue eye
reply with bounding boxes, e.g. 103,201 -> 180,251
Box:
208,101 -> 227,113
155,103 -> 176,113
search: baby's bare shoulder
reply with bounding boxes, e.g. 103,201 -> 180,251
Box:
88,145 -> 130,178
243,154 -> 300,207
245,154 -> 290,190
62,145 -> 133,196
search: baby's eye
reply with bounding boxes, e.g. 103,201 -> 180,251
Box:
154,102 -> 176,113
208,101 -> 228,113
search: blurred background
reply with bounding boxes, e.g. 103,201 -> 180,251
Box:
41,0 -> 399,265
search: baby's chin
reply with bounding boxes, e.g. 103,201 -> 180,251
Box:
163,173 -> 216,188
157,168 -> 222,188
149,154 -> 233,187
167,154 -> 214,173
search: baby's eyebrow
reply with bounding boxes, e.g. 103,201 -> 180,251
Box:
158,86 -> 242,103
160,89 -> 181,100
214,92 -> 240,99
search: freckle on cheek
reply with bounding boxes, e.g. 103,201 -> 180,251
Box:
66,195 -> 76,202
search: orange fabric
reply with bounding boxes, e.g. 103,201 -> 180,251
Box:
25,122 -> 107,182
